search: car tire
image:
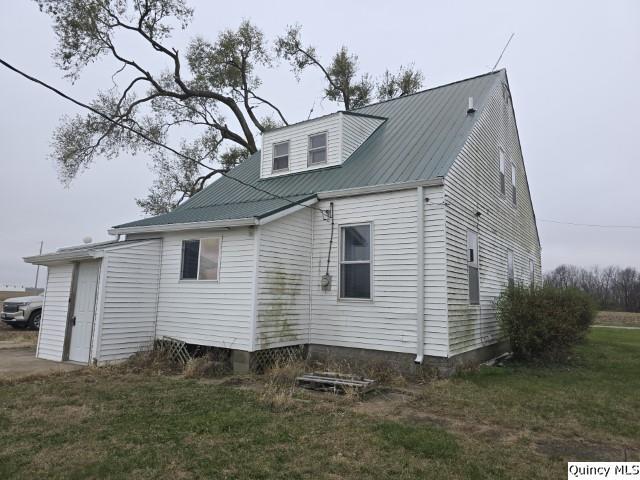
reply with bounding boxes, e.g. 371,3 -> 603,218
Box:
28,310 -> 42,330
10,324 -> 26,329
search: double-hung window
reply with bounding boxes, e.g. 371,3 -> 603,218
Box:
180,238 -> 222,281
340,224 -> 372,299
467,230 -> 480,305
511,161 -> 517,206
499,147 -> 506,195
308,132 -> 327,165
529,258 -> 535,286
272,141 -> 289,172
507,249 -> 514,286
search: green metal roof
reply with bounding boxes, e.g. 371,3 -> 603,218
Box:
115,70 -> 505,229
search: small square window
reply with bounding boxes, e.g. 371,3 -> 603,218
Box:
308,132 -> 327,166
273,141 -> 289,172
181,238 -> 221,281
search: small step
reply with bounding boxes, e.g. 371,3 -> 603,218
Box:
296,372 -> 376,393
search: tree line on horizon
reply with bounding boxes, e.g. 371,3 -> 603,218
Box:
544,265 -> 640,312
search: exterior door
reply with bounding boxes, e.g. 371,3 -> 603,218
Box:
68,261 -> 100,363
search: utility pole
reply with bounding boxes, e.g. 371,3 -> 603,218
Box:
34,241 -> 43,289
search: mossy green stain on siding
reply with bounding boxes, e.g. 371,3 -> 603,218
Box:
258,267 -> 303,346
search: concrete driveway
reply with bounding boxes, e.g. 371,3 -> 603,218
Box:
0,347 -> 83,379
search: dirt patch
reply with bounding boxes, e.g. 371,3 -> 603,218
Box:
535,438 -> 637,462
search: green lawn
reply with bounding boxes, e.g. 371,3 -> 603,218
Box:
1,328 -> 639,479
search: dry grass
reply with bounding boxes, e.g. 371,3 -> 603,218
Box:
595,310 -> 640,327
0,322 -> 37,348
1,329 -> 638,478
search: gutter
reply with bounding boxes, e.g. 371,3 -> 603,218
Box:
415,185 -> 426,364
108,217 -> 257,236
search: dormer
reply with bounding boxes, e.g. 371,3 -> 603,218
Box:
260,111 -> 386,178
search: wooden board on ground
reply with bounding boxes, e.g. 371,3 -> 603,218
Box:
296,372 -> 377,394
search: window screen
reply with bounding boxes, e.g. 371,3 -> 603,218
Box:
507,249 -> 514,286
181,240 -> 200,280
340,224 -> 371,299
308,132 -> 327,165
199,238 -> 221,280
499,148 -> 506,195
467,230 -> 480,305
273,141 -> 289,171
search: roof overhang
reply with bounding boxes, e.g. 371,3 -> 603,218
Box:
317,177 -> 444,200
24,249 -> 104,266
108,217 -> 257,236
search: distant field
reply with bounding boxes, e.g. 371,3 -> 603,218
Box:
596,311 -> 640,328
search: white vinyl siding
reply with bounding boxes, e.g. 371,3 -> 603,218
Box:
95,240 -> 162,363
261,112 -> 385,178
342,114 -> 384,159
444,82 -> 542,356
155,228 -> 255,351
255,208 -> 313,349
309,188 -> 448,356
36,264 -> 74,361
262,115 -> 341,177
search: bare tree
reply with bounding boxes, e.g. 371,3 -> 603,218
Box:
31,3 -> 425,214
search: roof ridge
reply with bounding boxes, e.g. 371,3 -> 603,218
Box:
352,69 -> 505,111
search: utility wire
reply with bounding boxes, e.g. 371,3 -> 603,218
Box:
539,218 -> 640,230
0,57 -> 327,216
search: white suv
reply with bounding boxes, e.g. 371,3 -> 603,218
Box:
1,295 -> 43,330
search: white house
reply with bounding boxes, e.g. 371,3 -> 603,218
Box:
25,70 -> 541,372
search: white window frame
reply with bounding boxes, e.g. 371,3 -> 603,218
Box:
307,132 -> 328,166
499,147 -> 506,195
529,257 -> 535,286
507,249 -> 514,286
180,237 -> 222,282
467,230 -> 480,305
511,161 -> 517,206
272,141 -> 290,173
338,222 -> 373,301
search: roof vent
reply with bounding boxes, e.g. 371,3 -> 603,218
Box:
467,96 -> 476,114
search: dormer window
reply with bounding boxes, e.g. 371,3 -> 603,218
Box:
272,141 -> 289,172
308,132 -> 327,166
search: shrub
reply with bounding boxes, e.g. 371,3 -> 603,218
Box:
497,285 -> 596,363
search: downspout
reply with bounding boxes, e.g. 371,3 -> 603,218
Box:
415,186 -> 425,364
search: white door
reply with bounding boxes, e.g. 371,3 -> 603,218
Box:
68,261 -> 100,363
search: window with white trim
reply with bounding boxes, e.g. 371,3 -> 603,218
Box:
499,147 -> 506,195
529,258 -> 535,286
467,230 -> 480,305
507,249 -> 514,286
272,141 -> 289,172
308,132 -> 327,165
180,238 -> 221,281
511,161 -> 517,206
340,224 -> 371,299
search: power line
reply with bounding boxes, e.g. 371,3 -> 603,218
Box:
492,33 -> 515,72
539,218 -> 640,230
0,57 -> 327,216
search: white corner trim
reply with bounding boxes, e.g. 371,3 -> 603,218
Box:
248,227 -> 261,352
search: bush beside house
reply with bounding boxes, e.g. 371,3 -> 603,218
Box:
497,286 -> 596,363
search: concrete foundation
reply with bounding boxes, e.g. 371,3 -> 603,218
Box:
307,340 -> 510,377
231,350 -> 252,374
230,340 -> 509,376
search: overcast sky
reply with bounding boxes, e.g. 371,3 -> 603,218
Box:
1,0 -> 639,287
